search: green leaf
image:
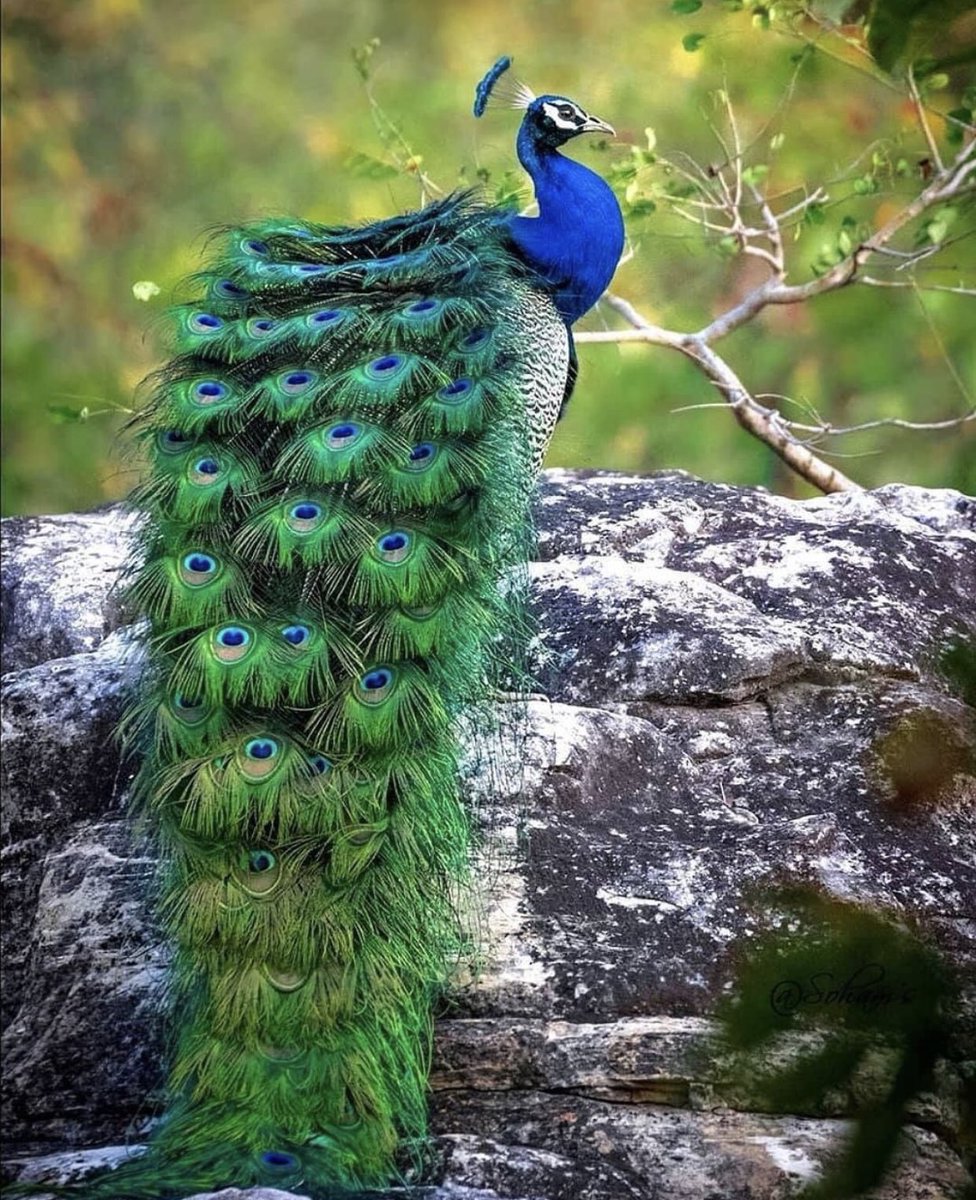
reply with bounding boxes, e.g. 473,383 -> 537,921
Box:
770,132 -> 785,151
344,152 -> 399,180
683,32 -> 707,50
920,206 -> 958,245
671,0 -> 703,12
626,197 -> 658,217
742,163 -> 769,185
803,202 -> 826,226
838,227 -> 853,255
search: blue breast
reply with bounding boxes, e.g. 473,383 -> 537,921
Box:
506,133 -> 624,326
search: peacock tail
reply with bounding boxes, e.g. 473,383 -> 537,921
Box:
99,193 -> 570,1197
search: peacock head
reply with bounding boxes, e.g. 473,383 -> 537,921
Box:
473,56 -> 614,149
520,94 -> 614,149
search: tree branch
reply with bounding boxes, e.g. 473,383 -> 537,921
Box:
577,126 -> 974,495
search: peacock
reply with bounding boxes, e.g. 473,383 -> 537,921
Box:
21,57 -> 624,1198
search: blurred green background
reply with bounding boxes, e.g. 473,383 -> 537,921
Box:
2,0 -> 973,515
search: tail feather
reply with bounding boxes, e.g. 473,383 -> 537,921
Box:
83,193 -> 541,1196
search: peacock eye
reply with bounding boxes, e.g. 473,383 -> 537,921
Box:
406,442 -> 437,472
281,624 -> 309,646
308,309 -> 342,325
280,370 -> 316,394
460,328 -> 490,351
192,379 -> 230,407
193,457 -> 220,475
247,849 -> 277,873
375,530 -> 413,564
325,421 -> 362,450
366,354 -> 403,379
246,317 -> 279,338
180,552 -> 219,585
438,378 -> 471,402
241,238 -> 270,257
358,667 -> 395,704
189,312 -> 223,333
214,279 -> 248,300
306,754 -> 331,776
245,738 -> 278,761
158,429 -> 190,454
260,1150 -> 300,1172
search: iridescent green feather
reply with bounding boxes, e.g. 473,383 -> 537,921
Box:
67,193 -> 544,1200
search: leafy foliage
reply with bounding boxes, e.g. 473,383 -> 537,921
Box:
718,886 -> 961,1199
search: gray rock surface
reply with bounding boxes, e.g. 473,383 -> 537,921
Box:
2,470 -> 975,1199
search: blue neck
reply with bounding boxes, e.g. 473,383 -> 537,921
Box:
506,126 -> 624,326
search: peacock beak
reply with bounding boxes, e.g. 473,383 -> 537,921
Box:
580,114 -> 615,137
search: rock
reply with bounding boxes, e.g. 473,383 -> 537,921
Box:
2,470 -> 975,1199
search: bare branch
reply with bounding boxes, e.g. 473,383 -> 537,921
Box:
786,410 -> 976,437
859,277 -> 976,296
907,65 -> 944,175
580,296 -> 859,493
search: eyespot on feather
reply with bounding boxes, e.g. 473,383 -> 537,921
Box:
437,378 -> 473,404
213,279 -> 249,301
365,354 -> 405,381
373,530 -> 413,565
458,327 -> 492,352
180,552 -> 220,586
306,753 -> 332,776
238,737 -> 281,781
263,967 -> 310,993
277,369 -> 318,396
191,379 -> 232,408
287,502 -> 324,533
246,317 -> 280,338
405,442 -> 438,472
157,429 -> 192,454
307,308 -> 344,327
211,624 -> 253,663
357,667 -> 395,706
187,312 -> 224,334
170,693 -> 210,725
260,1148 -> 300,1164
324,422 -> 363,450
237,846 -> 281,895
188,456 -> 221,486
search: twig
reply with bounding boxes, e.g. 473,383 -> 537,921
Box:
786,411 -> 976,437
907,64 -> 944,175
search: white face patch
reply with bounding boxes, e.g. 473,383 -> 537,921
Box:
541,100 -> 587,131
